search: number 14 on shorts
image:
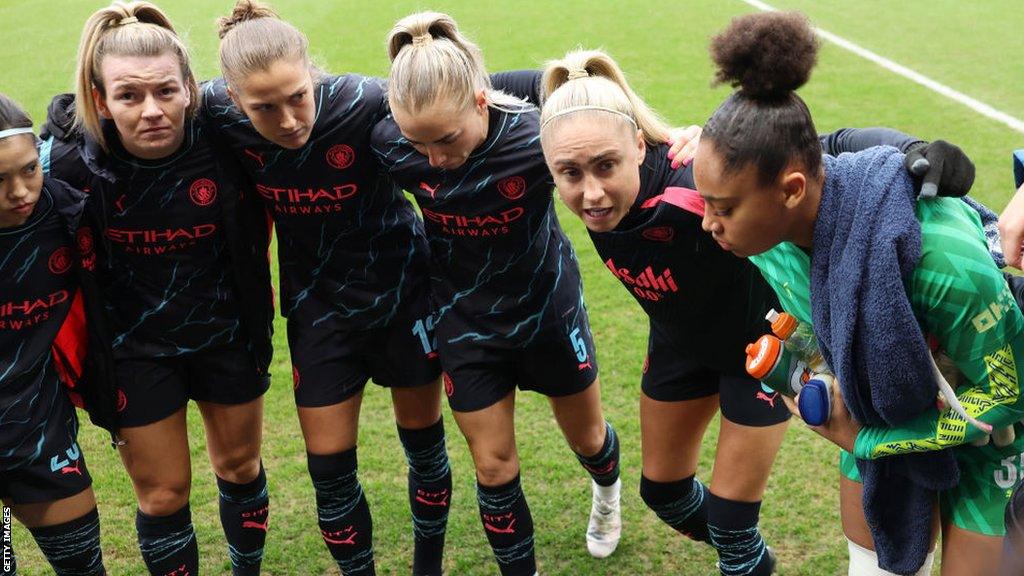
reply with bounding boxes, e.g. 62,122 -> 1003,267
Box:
412,314 -> 439,359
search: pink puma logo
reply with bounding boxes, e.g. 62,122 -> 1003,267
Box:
61,461 -> 82,476
415,488 -> 450,507
419,182 -> 440,199
242,519 -> 269,532
583,459 -> 617,476
756,391 -> 779,409
163,565 -> 190,576
483,512 -> 516,534
577,361 -> 593,372
244,149 -> 265,168
321,526 -> 358,545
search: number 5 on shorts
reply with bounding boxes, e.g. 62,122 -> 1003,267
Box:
569,327 -> 588,363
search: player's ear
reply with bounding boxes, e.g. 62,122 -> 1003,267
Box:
475,89 -> 487,115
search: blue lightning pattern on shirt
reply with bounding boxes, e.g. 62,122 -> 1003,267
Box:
201,74 -> 430,330
372,105 -> 588,350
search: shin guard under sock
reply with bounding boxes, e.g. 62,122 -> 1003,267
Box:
398,419 -> 451,575
707,493 -> 772,576
476,474 -> 536,576
29,507 -> 105,575
575,422 -> 621,487
308,449 -> 375,575
216,464 -> 269,575
639,474 -> 711,544
135,504 -> 198,576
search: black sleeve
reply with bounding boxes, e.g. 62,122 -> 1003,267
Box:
76,202 -> 120,437
213,145 -> 275,372
818,128 -> 924,155
43,138 -> 92,191
490,70 -> 543,106
40,93 -> 94,190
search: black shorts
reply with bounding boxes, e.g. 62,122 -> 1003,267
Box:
439,305 -> 599,413
114,340 -> 270,427
641,323 -> 789,427
0,399 -> 92,505
287,285 -> 441,408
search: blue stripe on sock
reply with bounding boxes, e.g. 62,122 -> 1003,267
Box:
312,470 -> 364,522
709,525 -> 767,576
138,526 -> 196,565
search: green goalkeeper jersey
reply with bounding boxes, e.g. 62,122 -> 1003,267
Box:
750,196 -> 1024,458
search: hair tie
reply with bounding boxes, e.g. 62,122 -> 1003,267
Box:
567,68 -> 590,81
412,33 -> 433,47
118,16 -> 139,26
0,127 -> 34,140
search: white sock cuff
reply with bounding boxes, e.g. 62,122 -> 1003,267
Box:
847,538 -> 934,576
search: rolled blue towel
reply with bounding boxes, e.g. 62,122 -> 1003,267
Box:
811,147 -> 959,575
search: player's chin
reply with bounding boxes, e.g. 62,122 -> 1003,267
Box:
728,242 -> 767,259
442,157 -> 468,171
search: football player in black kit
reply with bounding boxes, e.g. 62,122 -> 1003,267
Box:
372,12 -> 624,576
43,3 -> 275,574
0,94 -> 108,576
540,48 -> 785,576
538,48 -> 953,576
204,2 -> 445,574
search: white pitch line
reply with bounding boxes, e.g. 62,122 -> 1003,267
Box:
738,0 -> 1024,135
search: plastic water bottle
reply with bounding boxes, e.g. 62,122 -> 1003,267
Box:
798,376 -> 834,427
765,309 -> 827,373
744,334 -> 809,397
764,309 -> 833,426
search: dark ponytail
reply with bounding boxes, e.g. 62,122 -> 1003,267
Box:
703,11 -> 822,186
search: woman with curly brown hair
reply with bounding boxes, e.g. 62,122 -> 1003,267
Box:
697,11 -> 1024,576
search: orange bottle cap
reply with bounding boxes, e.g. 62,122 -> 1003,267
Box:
770,312 -> 797,340
745,335 -> 783,380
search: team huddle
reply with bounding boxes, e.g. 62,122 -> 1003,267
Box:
3,1 -> 1024,575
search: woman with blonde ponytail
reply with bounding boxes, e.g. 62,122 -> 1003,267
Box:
542,50 -> 672,148
541,48 -> 786,576
71,1 -> 198,155
372,13 -> 626,575
539,45 -> 943,576
44,2 -> 276,574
